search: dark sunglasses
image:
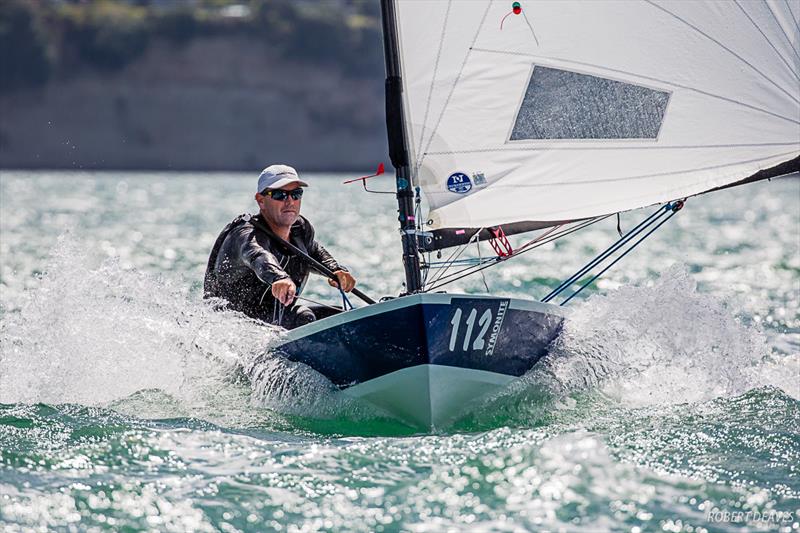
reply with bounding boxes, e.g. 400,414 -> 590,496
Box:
262,188 -> 304,201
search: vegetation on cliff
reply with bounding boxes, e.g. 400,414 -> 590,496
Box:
0,0 -> 383,93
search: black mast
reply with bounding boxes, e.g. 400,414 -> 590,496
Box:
380,0 -> 423,294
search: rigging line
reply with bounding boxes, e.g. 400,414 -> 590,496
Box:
559,205 -> 682,306
416,201 -> 432,288
734,0 -> 800,81
423,235 -> 467,289
426,141 -> 800,156
504,216 -> 610,259
418,1 -> 493,171
425,228 -> 484,289
425,216 -> 610,292
522,11 -> 540,46
420,249 -> 431,284
515,223 -> 563,252
427,257 -> 490,266
644,0 -> 800,106
471,48 -> 800,126
542,208 -> 668,303
424,256 -> 500,292
423,231 -> 474,289
424,219 -> 603,293
295,295 -> 342,312
475,235 -> 491,293
508,221 -> 579,259
767,0 -> 800,62
427,260 -> 492,269
415,0 -> 453,175
541,205 -> 670,303
424,242 -> 463,290
784,0 -> 800,34
422,250 -> 431,286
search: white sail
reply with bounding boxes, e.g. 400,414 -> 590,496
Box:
394,0 -> 800,230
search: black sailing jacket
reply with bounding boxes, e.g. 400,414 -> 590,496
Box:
203,213 -> 343,323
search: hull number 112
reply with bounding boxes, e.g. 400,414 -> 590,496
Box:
448,308 -> 493,352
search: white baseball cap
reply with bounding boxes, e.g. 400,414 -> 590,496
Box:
257,164 -> 309,193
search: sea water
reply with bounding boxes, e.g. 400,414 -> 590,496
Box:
0,171 -> 798,532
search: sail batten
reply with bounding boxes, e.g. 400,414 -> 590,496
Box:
643,0 -> 800,105
733,0 -> 799,82
394,0 -> 800,235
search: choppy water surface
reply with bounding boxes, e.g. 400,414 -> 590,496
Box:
1,171 -> 798,532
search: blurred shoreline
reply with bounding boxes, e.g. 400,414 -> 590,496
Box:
0,0 -> 389,172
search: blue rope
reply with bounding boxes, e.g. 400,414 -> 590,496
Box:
542,203 -> 672,303
339,287 -> 354,311
559,203 -> 683,306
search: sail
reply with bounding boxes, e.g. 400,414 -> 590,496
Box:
393,0 -> 800,236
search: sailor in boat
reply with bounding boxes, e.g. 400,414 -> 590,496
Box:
203,164 -> 356,329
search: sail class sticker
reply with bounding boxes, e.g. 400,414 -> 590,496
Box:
446,172 -> 472,194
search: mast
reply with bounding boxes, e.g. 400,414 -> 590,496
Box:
380,0 -> 423,294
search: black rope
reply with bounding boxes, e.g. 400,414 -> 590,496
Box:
558,201 -> 684,306
542,204 -> 671,303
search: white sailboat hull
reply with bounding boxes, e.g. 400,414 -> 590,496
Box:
343,364 -> 514,430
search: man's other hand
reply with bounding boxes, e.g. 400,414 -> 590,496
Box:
328,270 -> 356,292
271,278 -> 297,306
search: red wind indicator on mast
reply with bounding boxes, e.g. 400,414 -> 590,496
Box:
343,163 -> 385,184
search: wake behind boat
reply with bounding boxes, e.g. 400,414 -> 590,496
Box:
251,0 -> 799,430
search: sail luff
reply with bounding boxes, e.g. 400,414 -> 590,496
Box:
380,0 -> 423,293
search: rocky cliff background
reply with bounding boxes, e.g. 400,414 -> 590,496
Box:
0,0 -> 389,172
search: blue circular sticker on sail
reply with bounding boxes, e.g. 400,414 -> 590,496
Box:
446,172 -> 472,194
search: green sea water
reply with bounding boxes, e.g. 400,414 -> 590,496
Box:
1,171 -> 798,532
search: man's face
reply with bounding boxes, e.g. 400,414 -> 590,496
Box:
256,185 -> 303,228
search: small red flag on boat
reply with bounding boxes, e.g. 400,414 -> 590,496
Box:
343,163 -> 385,184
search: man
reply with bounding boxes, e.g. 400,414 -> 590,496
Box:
204,164 -> 356,329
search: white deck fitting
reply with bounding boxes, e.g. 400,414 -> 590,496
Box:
343,364 -> 514,430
